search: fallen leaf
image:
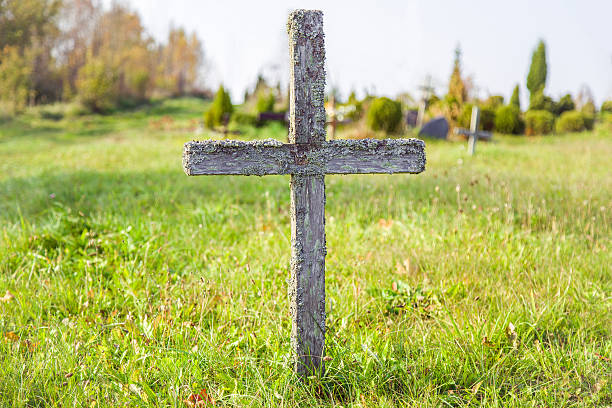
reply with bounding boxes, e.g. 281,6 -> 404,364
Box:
482,337 -> 496,347
378,218 -> 393,228
4,331 -> 18,341
23,339 -> 37,352
322,355 -> 332,362
595,353 -> 610,362
185,389 -> 214,407
0,291 -> 14,303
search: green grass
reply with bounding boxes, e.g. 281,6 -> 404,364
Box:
0,98 -> 610,407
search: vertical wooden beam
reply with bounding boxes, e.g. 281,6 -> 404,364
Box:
287,9 -> 327,376
468,106 -> 480,156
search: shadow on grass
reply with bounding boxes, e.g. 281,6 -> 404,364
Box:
0,169 -> 290,224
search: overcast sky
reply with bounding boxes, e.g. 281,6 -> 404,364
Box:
104,0 -> 612,105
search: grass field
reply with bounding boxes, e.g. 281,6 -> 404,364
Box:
1,98 -> 610,407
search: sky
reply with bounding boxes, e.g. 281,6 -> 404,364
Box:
104,0 -> 612,106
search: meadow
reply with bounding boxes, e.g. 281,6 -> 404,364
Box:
0,98 -> 610,407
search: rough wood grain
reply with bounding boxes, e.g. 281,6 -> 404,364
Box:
468,106 -> 480,155
288,9 -> 326,145
288,9 -> 326,376
181,8 -> 428,378
289,174 -> 326,375
183,139 -> 426,176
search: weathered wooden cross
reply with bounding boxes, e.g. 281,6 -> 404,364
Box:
454,106 -> 492,155
182,10 -> 426,376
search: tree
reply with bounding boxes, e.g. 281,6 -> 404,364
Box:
56,0 -> 101,100
204,85 -> 232,129
448,45 -> 467,104
527,40 -> 547,96
529,91 -> 555,113
366,97 -> 402,134
0,0 -> 61,105
554,94 -> 575,116
0,0 -> 61,50
76,54 -> 118,112
0,46 -> 32,112
510,85 -> 521,110
157,28 -> 204,96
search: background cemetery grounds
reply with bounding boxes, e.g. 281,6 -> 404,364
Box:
0,98 -> 610,406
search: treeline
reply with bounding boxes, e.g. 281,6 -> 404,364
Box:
0,0 -> 204,113
425,40 -> 605,136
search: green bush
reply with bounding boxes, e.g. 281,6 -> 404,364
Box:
495,105 -> 523,134
580,102 -> 596,130
601,100 -> 612,114
366,97 -> 402,134
204,85 -> 233,129
231,111 -> 257,127
555,110 -> 585,133
582,114 -> 595,131
256,92 -> 275,114
479,107 -> 496,131
484,95 -> 504,110
76,58 -> 118,113
525,110 -> 554,135
529,91 -> 555,113
554,94 -> 575,116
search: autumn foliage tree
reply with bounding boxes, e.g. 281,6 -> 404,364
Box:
448,45 -> 467,105
0,0 -> 61,109
0,0 -> 206,113
157,28 -> 203,96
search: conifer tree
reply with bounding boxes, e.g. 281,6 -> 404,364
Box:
527,40 -> 547,96
448,45 -> 467,104
510,85 -> 521,110
204,85 -> 233,128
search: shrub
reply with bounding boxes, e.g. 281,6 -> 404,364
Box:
529,91 -> 555,113
366,97 -> 402,133
580,102 -> 596,130
484,95 -> 504,110
76,58 -> 118,113
495,105 -> 523,134
582,114 -> 595,131
555,110 -> 585,133
256,92 -> 275,114
554,94 -> 575,116
204,85 -> 233,129
525,110 -> 554,135
479,107 -> 496,131
231,111 -> 257,127
601,100 -> 612,114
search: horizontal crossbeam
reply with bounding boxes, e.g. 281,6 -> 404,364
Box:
454,128 -> 493,140
183,138 -> 426,176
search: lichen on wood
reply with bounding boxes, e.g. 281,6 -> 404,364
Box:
181,8 -> 428,379
183,138 -> 426,176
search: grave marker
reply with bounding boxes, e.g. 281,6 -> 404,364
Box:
183,9 -> 426,376
454,106 -> 492,155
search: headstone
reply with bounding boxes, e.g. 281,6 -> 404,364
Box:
419,116 -> 449,139
258,111 -> 288,123
406,110 -> 418,127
